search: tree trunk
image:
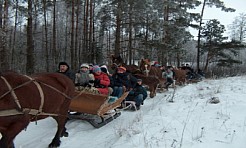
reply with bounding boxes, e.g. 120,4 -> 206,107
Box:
75,0 -> 79,68
163,0 -> 169,66
26,0 -> 34,74
0,0 -> 9,71
89,0 -> 93,61
11,0 -> 19,69
197,0 -> 206,71
52,0 -> 57,70
84,0 -> 89,61
70,0 -> 75,69
128,1 -> 133,65
144,14 -> 149,58
115,1 -> 122,57
42,0 -> 49,72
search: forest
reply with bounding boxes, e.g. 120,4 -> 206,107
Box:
0,0 -> 245,77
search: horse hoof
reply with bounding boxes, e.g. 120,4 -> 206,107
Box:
61,131 -> 69,137
48,143 -> 60,148
48,139 -> 61,148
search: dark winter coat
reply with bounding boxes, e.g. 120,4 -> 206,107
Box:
57,69 -> 75,82
111,72 -> 138,91
128,83 -> 148,100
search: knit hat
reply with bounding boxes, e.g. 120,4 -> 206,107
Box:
93,65 -> 101,73
117,66 -> 126,72
137,79 -> 142,82
80,63 -> 89,69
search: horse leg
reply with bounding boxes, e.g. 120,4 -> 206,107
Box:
149,86 -> 155,98
0,131 -> 9,148
0,135 -> 15,148
0,116 -> 29,148
48,116 -> 65,148
49,100 -> 70,148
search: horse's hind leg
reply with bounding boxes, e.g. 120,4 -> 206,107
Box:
149,87 -> 155,98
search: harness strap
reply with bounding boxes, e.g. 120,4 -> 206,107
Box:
0,75 -> 51,117
24,75 -> 45,114
112,63 -> 120,67
0,77 -> 33,100
0,76 -> 22,110
39,82 -> 73,99
0,108 -> 60,117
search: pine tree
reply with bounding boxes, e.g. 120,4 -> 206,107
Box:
200,19 -> 244,71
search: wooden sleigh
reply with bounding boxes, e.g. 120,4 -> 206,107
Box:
69,91 -> 129,128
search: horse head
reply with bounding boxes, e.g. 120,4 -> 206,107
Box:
140,59 -> 151,77
110,54 -> 124,70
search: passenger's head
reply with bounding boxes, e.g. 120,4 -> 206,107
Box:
58,62 -> 69,72
80,63 -> 89,72
93,65 -> 102,75
137,79 -> 142,85
117,66 -> 126,73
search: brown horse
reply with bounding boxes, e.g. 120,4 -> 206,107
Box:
139,59 -> 162,79
0,71 -> 75,148
139,59 -> 165,97
110,54 -> 139,74
173,68 -> 187,85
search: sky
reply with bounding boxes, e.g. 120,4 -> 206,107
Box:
13,75 -> 246,148
189,0 -> 246,38
206,0 -> 245,26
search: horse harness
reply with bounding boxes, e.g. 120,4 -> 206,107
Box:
0,75 -> 68,117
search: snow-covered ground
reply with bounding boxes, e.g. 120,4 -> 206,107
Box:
14,76 -> 246,148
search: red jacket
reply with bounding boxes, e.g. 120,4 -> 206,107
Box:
93,72 -> 110,95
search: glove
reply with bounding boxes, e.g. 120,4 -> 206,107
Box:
83,82 -> 89,87
89,80 -> 94,83
94,79 -> 100,85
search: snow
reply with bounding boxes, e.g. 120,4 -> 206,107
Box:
14,76 -> 246,148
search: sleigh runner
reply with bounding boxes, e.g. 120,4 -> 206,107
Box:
69,90 -> 129,128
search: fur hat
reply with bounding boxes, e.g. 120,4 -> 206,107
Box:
80,63 -> 89,69
58,62 -> 69,68
93,65 -> 101,73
